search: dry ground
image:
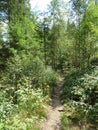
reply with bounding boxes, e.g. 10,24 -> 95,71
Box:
41,76 -> 64,130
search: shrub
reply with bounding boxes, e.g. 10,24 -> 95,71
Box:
0,86 -> 48,130
61,114 -> 71,130
0,52 -> 60,130
44,67 -> 59,95
62,66 -> 98,129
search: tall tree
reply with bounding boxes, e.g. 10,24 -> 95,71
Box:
68,0 -> 97,69
46,0 -> 67,70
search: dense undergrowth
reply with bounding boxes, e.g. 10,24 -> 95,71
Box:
0,56 -> 59,130
0,1 -> 98,130
62,66 -> 98,130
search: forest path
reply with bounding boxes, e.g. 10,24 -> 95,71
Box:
41,76 -> 64,130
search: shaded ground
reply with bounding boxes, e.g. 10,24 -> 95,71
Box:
41,76 -> 64,130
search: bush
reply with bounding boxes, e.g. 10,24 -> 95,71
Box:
90,56 -> 98,66
62,66 -> 98,129
44,67 -> 59,96
0,86 -> 48,130
0,50 -> 61,130
61,114 -> 71,130
0,53 -> 59,130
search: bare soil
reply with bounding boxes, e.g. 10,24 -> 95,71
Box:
41,76 -> 64,130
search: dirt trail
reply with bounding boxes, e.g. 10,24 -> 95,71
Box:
41,76 -> 64,130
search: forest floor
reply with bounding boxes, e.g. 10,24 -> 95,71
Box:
41,76 -> 64,130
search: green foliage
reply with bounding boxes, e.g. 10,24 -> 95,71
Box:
0,0 -> 98,129
0,52 -> 58,130
90,55 -> 98,66
45,67 -> 59,86
62,67 -> 98,129
18,87 -> 47,117
0,52 -> 59,129
61,114 -> 71,130
0,85 -> 48,130
44,67 -> 59,96
67,0 -> 98,70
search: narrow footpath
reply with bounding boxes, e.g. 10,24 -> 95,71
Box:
41,76 -> 64,130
